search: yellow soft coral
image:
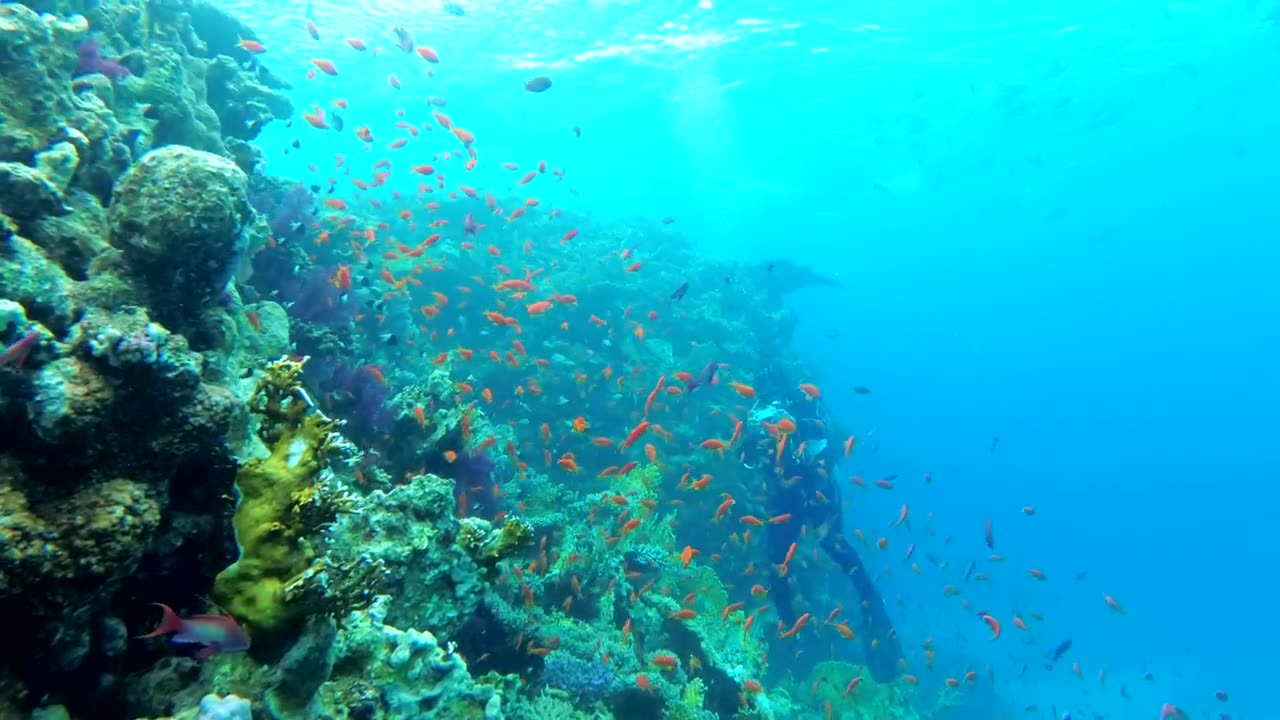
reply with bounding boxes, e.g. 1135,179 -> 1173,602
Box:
213,358 -> 341,638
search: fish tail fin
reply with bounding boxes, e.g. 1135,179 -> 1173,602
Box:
137,603 -> 182,638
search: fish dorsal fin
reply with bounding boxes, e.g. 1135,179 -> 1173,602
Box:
196,594 -> 233,617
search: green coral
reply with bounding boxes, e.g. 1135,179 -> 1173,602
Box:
612,461 -> 661,499
806,661 -> 920,719
509,689 -> 600,720
213,357 -> 351,639
457,515 -> 534,570
664,677 -> 715,720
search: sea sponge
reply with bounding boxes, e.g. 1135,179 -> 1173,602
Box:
212,357 -> 345,640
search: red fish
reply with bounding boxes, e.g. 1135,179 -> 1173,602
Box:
137,603 -> 250,659
0,330 -> 40,367
619,421 -> 649,450
980,613 -> 1001,639
311,58 -> 338,75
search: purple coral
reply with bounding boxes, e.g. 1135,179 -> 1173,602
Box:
540,652 -> 614,699
249,182 -> 316,243
455,450 -> 495,483
75,39 -> 130,81
291,266 -> 357,324
305,360 -> 394,442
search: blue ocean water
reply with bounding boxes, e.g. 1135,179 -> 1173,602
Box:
230,0 -> 1280,716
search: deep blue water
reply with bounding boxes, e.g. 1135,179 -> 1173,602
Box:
234,0 -> 1280,715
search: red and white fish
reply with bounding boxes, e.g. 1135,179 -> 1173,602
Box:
137,603 -> 250,659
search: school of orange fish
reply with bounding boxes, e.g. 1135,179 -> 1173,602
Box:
240,16 -> 1226,720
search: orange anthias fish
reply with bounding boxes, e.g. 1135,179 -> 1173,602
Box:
619,421 -> 649,450
680,545 -> 699,568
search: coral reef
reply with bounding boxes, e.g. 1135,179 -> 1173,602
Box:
807,661 -> 921,719
0,0 -> 302,711
197,694 -> 252,720
0,2 -> 952,719
540,653 -> 614,702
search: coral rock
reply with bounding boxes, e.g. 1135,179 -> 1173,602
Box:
0,227 -> 78,331
205,55 -> 293,142
108,145 -> 251,344
0,160 -> 69,217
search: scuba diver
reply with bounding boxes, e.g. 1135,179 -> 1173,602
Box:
742,386 -> 904,683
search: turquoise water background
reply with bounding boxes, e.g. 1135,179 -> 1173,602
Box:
234,0 -> 1280,715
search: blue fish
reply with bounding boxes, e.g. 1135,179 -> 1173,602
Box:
686,361 -> 720,392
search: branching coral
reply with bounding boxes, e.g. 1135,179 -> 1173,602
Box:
539,652 -> 614,702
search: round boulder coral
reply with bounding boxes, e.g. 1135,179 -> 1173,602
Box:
108,145 -> 251,339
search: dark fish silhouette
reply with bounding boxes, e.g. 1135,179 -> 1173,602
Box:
670,282 -> 688,301
444,2 -> 465,15
330,111 -> 344,132
463,213 -> 485,237
392,25 -> 414,53
853,385 -> 871,394
1051,637 -> 1072,662
991,436 -> 1000,453
685,361 -> 720,392
525,76 -> 552,92
661,216 -> 675,224
572,126 -> 581,138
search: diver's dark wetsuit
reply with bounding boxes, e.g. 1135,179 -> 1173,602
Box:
757,415 -> 904,683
